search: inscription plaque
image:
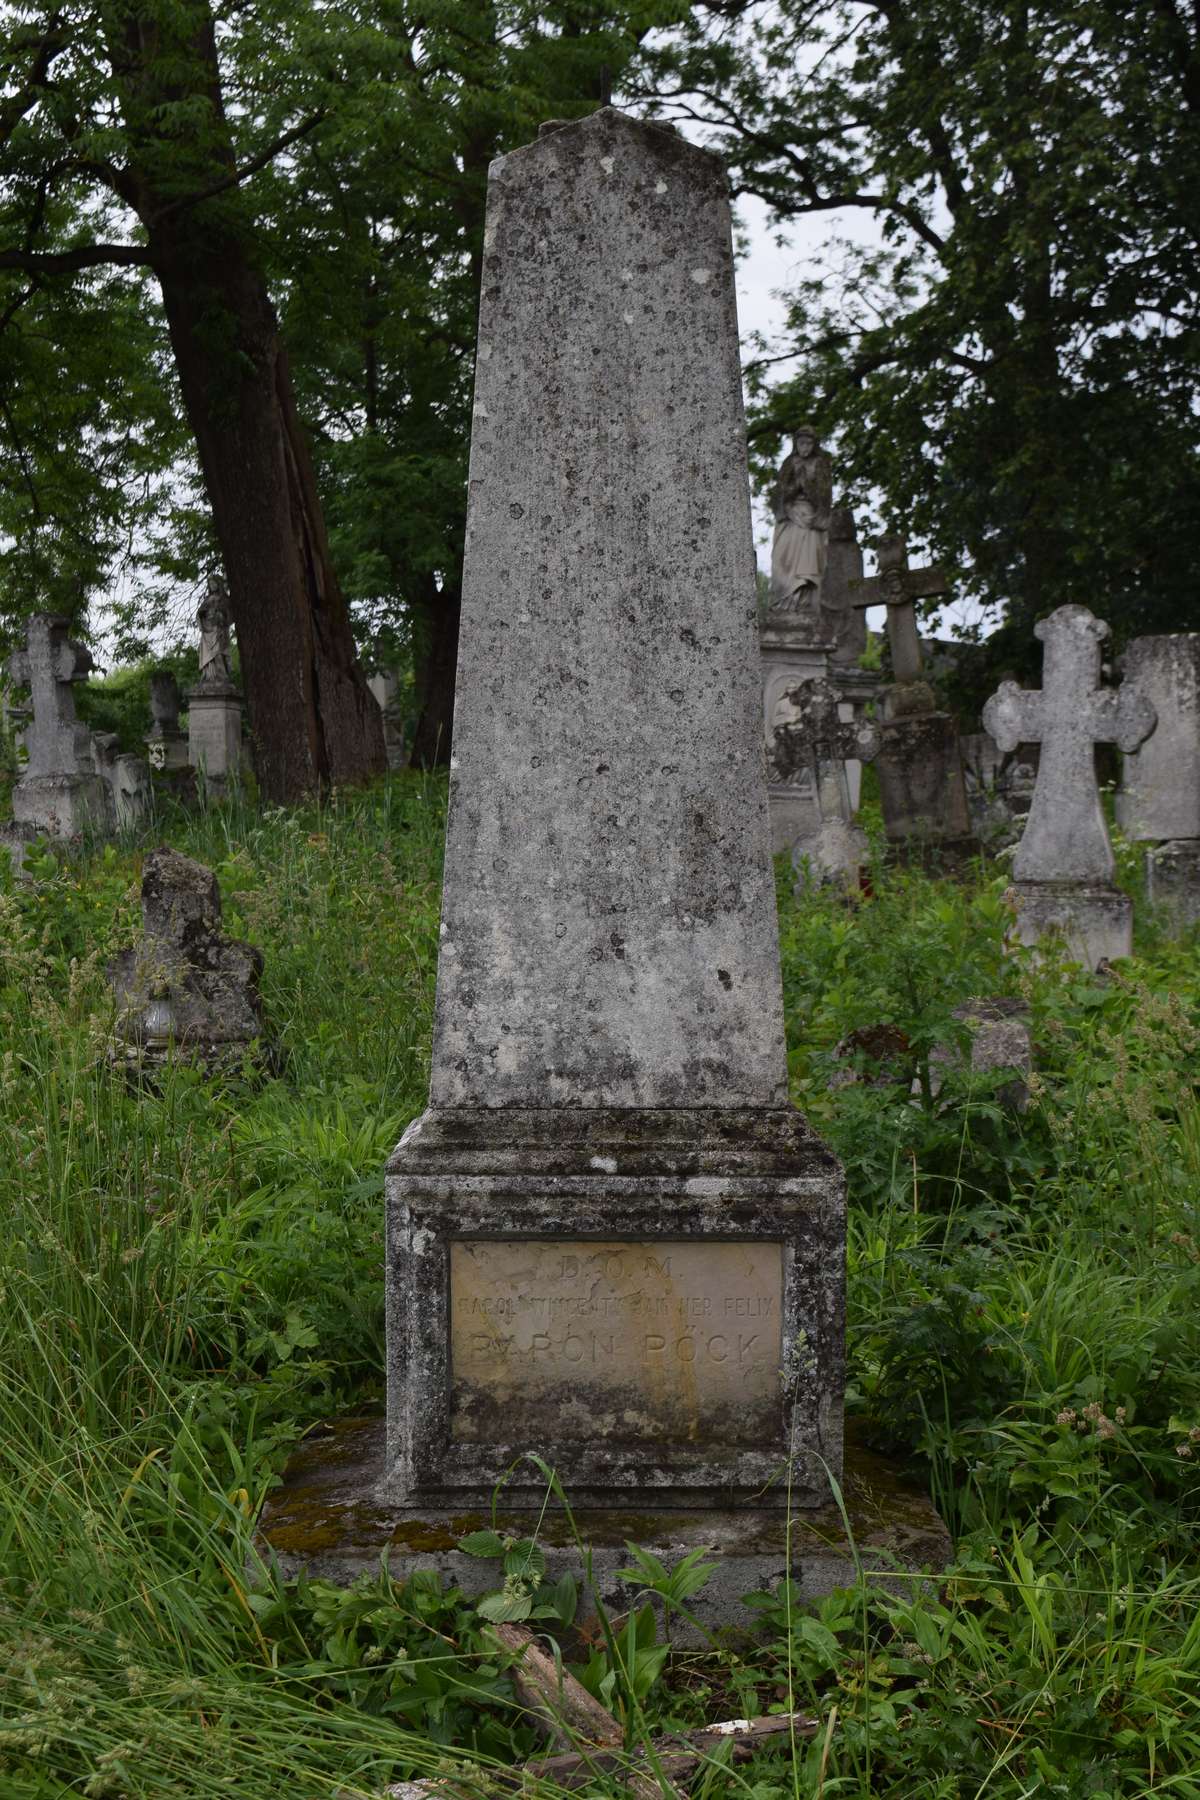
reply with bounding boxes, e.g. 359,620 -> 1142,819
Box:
450,1240 -> 784,1447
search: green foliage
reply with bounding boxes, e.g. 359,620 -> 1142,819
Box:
641,0 -> 1200,699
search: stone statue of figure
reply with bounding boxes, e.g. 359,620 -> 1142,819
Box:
769,427 -> 834,617
196,575 -> 233,687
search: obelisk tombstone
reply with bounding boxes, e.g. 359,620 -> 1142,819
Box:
386,111 -> 844,1517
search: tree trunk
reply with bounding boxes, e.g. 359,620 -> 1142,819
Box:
408,574 -> 461,768
151,229 -> 386,801
110,3 -> 385,804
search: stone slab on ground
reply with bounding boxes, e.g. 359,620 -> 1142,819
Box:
258,1415 -> 952,1642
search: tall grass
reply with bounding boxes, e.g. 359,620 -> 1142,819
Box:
0,779 -> 1196,1795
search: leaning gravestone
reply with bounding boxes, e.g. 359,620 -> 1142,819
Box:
259,109 -> 949,1623
983,605 -> 1156,966
109,847 -> 265,1072
1115,635 -> 1200,927
5,614 -> 111,849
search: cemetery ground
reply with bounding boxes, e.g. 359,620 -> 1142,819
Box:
0,776 -> 1198,1800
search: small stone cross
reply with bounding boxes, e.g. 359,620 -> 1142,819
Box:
982,605 -> 1157,885
8,613 -> 95,778
771,677 -> 880,819
850,536 -> 948,684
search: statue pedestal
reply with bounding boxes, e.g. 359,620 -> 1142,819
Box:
187,684 -> 243,793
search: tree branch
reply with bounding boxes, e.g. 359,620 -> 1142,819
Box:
0,244 -> 152,275
146,108 -> 327,227
0,13 -> 66,149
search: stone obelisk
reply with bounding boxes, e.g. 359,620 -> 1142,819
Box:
386,110 -> 844,1514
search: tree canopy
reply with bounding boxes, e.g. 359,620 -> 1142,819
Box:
640,0 -> 1200,697
1,0 -> 1197,750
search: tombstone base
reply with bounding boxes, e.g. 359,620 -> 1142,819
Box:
10,771 -> 111,840
791,820 -> 869,894
387,1106 -> 844,1512
1012,880 -> 1132,967
1145,840 -> 1200,930
767,782 -> 822,856
146,732 -> 190,775
256,1415 -> 951,1641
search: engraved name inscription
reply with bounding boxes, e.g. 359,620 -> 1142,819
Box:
449,1239 -> 784,1448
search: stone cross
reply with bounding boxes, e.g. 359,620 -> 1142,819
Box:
385,109 -> 845,1524
771,677 -> 880,818
8,614 -> 96,777
850,536 -> 948,684
983,605 -> 1156,885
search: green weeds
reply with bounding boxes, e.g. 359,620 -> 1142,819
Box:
0,780 -> 1197,1795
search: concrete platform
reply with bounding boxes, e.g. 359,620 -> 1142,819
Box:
256,1417 -> 951,1638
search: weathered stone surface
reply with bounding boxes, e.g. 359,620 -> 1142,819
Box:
187,692 -> 242,792
195,576 -> 235,690
257,1416 -> 952,1641
368,671 -> 406,770
770,677 -> 879,887
188,578 -> 243,791
91,732 -> 150,831
109,847 -> 265,1070
761,635 -> 836,854
1007,881 -> 1134,968
146,670 -> 190,775
850,537 -> 947,689
1146,839 -> 1200,929
826,507 -> 868,666
1116,634 -> 1200,843
985,607 -> 1155,887
432,111 -> 785,1110
845,542 -> 972,850
984,606 -> 1155,967
6,614 -> 111,841
767,429 -> 833,623
876,711 -> 974,850
388,1107 -> 843,1509
387,110 -> 845,1520
928,998 -> 1032,1111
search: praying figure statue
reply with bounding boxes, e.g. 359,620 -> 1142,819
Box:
196,575 -> 233,688
768,427 -> 834,618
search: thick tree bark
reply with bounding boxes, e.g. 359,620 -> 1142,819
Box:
150,229 -> 385,800
409,574 -> 461,768
110,4 -> 385,803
